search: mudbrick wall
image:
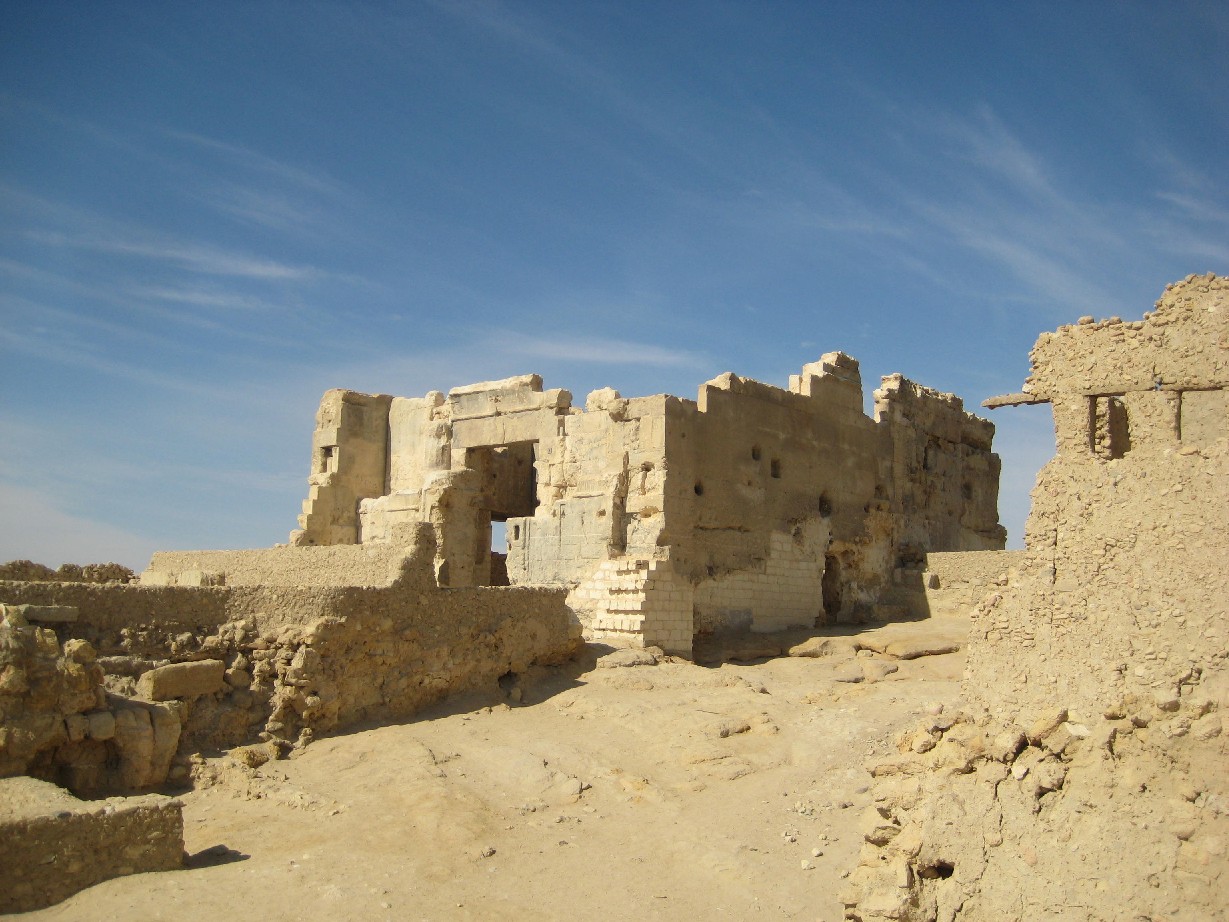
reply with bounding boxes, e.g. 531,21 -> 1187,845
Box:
0,526 -> 580,795
842,275 -> 1229,921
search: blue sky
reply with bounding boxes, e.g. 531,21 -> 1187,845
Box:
2,1 -> 1226,567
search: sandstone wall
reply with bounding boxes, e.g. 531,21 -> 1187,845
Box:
673,354 -> 1003,633
1,527 -> 581,794
0,776 -> 183,913
294,389 -> 394,545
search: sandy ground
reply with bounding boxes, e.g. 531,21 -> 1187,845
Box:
24,619 -> 970,922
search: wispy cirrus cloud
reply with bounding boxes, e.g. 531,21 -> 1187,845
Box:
127,285 -> 281,311
486,330 -> 706,368
161,129 -> 349,199
26,229 -> 318,280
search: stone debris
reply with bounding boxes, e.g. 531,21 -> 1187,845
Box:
844,275 -> 1229,922
596,648 -> 659,669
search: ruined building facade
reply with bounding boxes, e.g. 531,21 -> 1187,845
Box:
288,353 -> 1005,655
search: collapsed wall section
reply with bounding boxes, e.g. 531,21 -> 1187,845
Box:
1,526 -> 581,794
843,274 -> 1229,922
969,274 -> 1229,718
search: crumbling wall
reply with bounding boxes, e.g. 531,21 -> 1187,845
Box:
969,274 -> 1229,717
0,560 -> 135,583
293,389 -> 394,546
843,275 -> 1229,921
0,776 -> 183,913
875,377 -> 1006,555
285,352 -> 1003,653
1,526 -> 581,794
673,353 -> 1002,633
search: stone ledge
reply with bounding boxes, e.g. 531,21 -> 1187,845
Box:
0,776 -> 183,913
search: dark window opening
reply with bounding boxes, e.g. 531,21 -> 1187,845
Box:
818,493 -> 833,517
751,445 -> 762,461
694,481 -> 704,496
318,446 -> 337,474
1089,395 -> 1131,459
770,459 -> 782,478
822,555 -> 842,620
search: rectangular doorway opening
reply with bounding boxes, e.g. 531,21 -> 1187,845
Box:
466,441 -> 538,586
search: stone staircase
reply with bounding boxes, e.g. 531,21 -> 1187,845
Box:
568,556 -> 694,656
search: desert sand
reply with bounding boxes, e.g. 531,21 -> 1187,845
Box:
23,619 -> 966,922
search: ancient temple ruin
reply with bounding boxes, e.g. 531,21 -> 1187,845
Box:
283,353 -> 1005,654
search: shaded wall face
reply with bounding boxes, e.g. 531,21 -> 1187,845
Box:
875,378 -> 1005,554
670,377 -> 888,631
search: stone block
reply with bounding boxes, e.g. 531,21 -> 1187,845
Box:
64,714 -> 88,743
87,710 -> 116,741
137,659 -> 226,700
2,603 -> 78,623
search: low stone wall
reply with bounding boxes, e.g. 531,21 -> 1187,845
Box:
0,776 -> 183,913
923,550 -> 1023,590
142,543 -> 414,587
0,526 -> 582,793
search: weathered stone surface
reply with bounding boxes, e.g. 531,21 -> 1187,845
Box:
0,776 -> 182,913
137,659 -> 226,700
245,352 -> 1005,657
1,602 -> 78,623
844,276 -> 1229,922
882,638 -> 962,660
596,648 -> 658,669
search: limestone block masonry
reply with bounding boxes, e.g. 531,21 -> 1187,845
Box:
273,353 -> 1004,653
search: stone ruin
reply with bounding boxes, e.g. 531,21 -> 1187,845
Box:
842,274 -> 1229,921
1,351 -> 1002,908
6,272 -> 1224,916
172,353 -> 1002,656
